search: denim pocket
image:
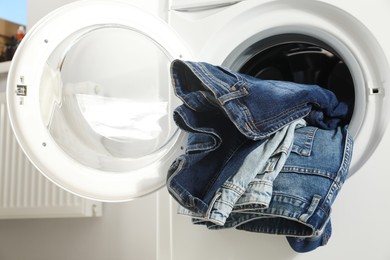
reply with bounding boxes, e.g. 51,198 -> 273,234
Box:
290,126 -> 317,157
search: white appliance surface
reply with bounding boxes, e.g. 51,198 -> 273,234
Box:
165,0 -> 390,259
0,0 -> 389,259
6,0 -> 190,202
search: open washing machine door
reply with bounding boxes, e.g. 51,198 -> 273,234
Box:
6,0 -> 191,201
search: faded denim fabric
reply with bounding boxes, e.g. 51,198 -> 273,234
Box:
177,119 -> 306,225
191,126 -> 353,252
167,60 -> 351,217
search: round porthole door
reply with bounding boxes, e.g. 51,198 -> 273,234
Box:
7,0 -> 191,201
196,0 -> 390,177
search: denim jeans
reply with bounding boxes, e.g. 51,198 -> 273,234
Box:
190,126 -> 353,252
167,104 -> 270,214
167,60 -> 351,216
171,60 -> 351,140
177,118 -> 306,225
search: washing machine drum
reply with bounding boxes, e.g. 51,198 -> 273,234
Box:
7,1 -> 190,201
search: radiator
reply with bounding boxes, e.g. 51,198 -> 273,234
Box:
0,93 -> 102,219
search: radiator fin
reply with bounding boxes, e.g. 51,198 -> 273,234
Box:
0,93 -> 102,219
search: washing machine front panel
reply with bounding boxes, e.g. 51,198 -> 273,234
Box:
164,1 -> 390,259
170,0 -> 246,11
185,0 -> 390,176
7,0 -> 191,201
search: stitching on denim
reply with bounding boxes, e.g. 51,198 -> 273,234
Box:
205,191 -> 222,219
174,108 -> 222,153
222,98 -> 258,139
291,127 -> 317,156
254,103 -> 310,127
193,63 -> 231,93
281,166 -> 335,179
319,129 -> 353,211
218,86 -> 249,104
199,138 -> 250,199
299,194 -> 321,222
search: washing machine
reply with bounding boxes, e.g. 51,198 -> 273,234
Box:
6,0 -> 390,259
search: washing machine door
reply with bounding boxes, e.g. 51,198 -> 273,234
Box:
6,0 -> 191,201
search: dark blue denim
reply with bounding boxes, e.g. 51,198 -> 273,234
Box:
167,60 -> 351,215
287,221 -> 332,253
191,126 -> 353,252
167,105 -> 266,214
171,60 -> 350,140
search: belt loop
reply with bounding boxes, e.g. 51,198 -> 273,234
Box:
299,194 -> 322,222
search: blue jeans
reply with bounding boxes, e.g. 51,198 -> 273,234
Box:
167,60 -> 351,216
171,60 -> 350,139
167,105 -> 268,214
190,126 -> 353,252
177,118 -> 306,225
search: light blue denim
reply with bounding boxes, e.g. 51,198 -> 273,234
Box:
177,118 -> 306,225
189,126 -> 353,252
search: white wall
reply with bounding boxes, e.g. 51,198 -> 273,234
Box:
0,0 -> 168,259
27,0 -> 169,29
0,192 -> 160,260
0,66 -> 8,92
